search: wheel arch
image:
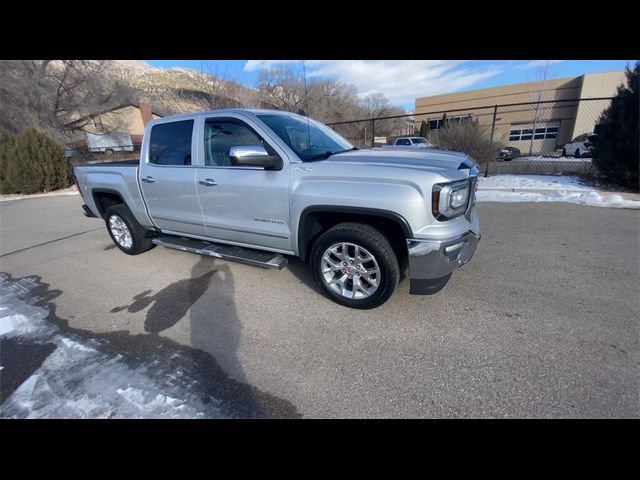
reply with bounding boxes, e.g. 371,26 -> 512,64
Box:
297,205 -> 412,263
92,188 -> 126,218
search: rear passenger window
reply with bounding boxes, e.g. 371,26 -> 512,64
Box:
149,120 -> 193,165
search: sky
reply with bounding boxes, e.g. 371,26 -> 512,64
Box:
145,60 -> 634,110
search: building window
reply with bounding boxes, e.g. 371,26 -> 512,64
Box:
429,115 -> 472,130
509,126 -> 558,141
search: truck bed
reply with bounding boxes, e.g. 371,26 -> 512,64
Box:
74,161 -> 152,226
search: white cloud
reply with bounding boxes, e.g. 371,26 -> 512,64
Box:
244,60 -> 501,107
516,60 -> 562,70
244,60 -> 302,71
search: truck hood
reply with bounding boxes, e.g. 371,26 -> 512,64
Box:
324,148 -> 477,174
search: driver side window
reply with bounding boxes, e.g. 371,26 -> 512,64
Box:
204,119 -> 271,167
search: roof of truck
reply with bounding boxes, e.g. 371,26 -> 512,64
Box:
153,108 -> 299,121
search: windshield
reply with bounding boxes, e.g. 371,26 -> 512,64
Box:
257,113 -> 353,161
411,138 -> 427,144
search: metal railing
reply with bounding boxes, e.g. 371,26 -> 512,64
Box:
326,97 -> 614,176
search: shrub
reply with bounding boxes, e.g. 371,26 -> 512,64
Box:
0,127 -> 73,194
430,120 -> 496,169
419,120 -> 429,138
592,62 -> 639,191
0,130 -> 17,193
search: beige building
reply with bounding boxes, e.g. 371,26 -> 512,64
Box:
66,102 -> 164,145
415,71 -> 625,153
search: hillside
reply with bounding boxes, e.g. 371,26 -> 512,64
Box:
104,61 -> 270,115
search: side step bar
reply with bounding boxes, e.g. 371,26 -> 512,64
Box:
152,235 -> 288,270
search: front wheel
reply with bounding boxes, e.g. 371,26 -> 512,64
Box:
104,204 -> 154,255
310,222 -> 400,309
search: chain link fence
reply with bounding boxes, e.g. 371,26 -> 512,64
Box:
327,97 -> 613,177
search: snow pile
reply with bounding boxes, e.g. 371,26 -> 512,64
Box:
0,273 -> 228,419
477,175 -> 640,209
0,187 -> 79,202
478,174 -> 593,191
477,189 -> 640,208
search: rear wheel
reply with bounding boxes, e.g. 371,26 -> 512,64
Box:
562,148 -> 567,157
104,204 -> 154,255
310,222 -> 399,309
574,148 -> 581,158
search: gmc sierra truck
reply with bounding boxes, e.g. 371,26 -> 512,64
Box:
74,109 -> 480,309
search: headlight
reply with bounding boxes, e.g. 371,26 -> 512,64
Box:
432,179 -> 470,220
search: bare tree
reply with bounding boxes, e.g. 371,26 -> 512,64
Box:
362,92 -> 394,118
192,61 -> 239,109
0,60 -> 135,143
256,66 -> 306,112
526,60 -> 552,155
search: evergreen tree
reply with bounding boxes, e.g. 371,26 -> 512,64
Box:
592,62 -> 639,190
440,113 -> 448,129
419,120 -> 430,138
0,130 -> 17,193
0,128 -> 73,194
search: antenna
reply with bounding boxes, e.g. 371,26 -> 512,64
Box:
302,60 -> 311,149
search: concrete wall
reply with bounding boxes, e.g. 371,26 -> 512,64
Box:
572,71 -> 626,139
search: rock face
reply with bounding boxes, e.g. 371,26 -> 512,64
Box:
104,60 -> 271,115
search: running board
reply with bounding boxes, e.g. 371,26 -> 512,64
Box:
152,235 -> 288,269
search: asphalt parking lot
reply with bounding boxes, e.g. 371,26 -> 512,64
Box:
1,195 -> 638,418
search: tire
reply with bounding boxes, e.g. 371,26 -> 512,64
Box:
574,148 -> 581,158
562,148 -> 567,157
310,222 -> 400,309
104,204 -> 154,255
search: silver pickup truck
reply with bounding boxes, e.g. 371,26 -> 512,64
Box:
74,109 -> 480,309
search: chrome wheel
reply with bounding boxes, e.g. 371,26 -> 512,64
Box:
109,214 -> 133,249
320,242 -> 381,299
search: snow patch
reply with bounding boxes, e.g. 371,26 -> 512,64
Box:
476,175 -> 640,209
477,190 -> 640,209
478,174 -> 593,191
0,273 -> 228,419
0,187 -> 79,202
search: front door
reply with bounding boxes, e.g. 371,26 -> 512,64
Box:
195,116 -> 291,252
139,119 -> 207,236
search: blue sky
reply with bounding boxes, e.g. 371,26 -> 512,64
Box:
145,60 -> 634,110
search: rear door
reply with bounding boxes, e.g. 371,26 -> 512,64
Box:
139,119 -> 207,236
194,114 -> 291,252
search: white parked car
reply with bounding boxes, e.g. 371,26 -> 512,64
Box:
382,137 -> 435,149
562,133 -> 596,158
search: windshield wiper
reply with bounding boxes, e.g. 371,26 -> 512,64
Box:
305,147 -> 358,162
306,151 -> 334,161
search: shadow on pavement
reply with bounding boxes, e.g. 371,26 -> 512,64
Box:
3,266 -> 300,418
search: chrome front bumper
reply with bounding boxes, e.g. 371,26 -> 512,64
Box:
406,230 -> 480,294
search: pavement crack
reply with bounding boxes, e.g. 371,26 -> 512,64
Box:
0,228 -> 104,258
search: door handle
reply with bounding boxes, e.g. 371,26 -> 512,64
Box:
198,178 -> 218,187
141,176 -> 156,183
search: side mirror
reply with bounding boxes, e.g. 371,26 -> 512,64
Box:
229,145 -> 282,170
